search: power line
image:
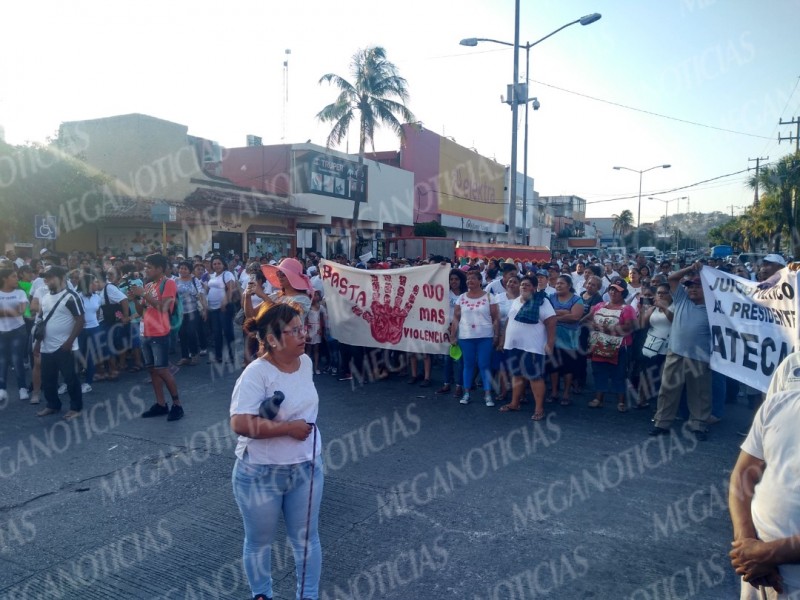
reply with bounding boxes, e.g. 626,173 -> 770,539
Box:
585,165 -> 770,205
531,79 -> 774,140
758,75 -> 799,156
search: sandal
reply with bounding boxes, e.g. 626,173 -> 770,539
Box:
559,398 -> 571,406
499,404 -> 521,412
617,402 -> 628,413
531,411 -> 545,421
587,399 -> 603,408
635,401 -> 650,409
546,396 -> 557,404
127,365 -> 142,373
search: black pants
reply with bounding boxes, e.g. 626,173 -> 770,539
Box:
178,311 -> 201,359
41,348 -> 82,411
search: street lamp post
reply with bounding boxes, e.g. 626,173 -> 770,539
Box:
648,195 -> 686,252
460,12 -> 601,246
613,164 -> 671,251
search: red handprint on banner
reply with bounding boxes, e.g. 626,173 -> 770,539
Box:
352,274 -> 419,344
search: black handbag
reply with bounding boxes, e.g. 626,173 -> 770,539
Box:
33,292 -> 67,342
101,284 -> 122,325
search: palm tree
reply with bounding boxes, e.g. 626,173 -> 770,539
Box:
317,46 -> 415,257
611,209 -> 634,244
746,152 -> 800,255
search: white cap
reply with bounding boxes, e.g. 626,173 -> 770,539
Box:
40,248 -> 48,256
762,254 -> 786,266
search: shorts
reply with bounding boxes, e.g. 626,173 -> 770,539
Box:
546,347 -> 580,375
506,348 -> 546,380
141,335 -> 170,369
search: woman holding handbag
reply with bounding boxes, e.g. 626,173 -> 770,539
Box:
636,283 -> 673,408
584,278 -> 637,412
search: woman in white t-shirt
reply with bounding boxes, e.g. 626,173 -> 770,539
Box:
230,303 -> 322,600
498,275 -> 556,420
206,255 -> 237,364
0,267 -> 29,402
77,273 -> 104,393
449,270 -> 500,406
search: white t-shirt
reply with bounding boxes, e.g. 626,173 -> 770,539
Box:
503,296 -> 556,355
457,292 -> 499,339
0,289 -> 27,332
485,278 -> 507,297
230,354 -> 321,465
80,293 -> 103,329
206,271 -> 235,309
100,282 -> 127,306
766,352 -> 800,397
741,389 -> 800,591
39,288 -> 84,353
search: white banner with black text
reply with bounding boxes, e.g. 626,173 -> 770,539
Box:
702,267 -> 796,393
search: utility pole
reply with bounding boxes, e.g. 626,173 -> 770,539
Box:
748,156 -> 769,205
778,116 -> 800,152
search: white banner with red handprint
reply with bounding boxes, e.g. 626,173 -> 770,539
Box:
320,260 -> 452,353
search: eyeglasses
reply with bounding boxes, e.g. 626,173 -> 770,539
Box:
282,326 -> 307,338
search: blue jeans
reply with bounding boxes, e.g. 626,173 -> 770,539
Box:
232,454 -> 324,600
141,335 -> 170,369
442,353 -> 463,386
711,369 -> 727,419
0,325 -> 27,391
460,337 -> 493,391
78,325 -> 106,384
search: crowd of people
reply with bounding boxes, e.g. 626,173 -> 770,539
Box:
0,246 -> 786,430
2,244 -> 796,600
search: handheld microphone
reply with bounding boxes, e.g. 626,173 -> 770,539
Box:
259,391 -> 285,420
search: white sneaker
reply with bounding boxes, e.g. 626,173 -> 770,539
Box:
29,393 -> 40,405
459,392 -> 470,405
315,369 -> 322,375
0,389 -> 8,402
58,383 -> 67,395
81,383 -> 92,394
485,394 -> 495,407
19,388 -> 29,401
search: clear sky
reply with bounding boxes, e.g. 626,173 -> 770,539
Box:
2,0 -> 798,225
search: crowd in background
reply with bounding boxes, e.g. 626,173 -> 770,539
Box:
0,245 -> 786,432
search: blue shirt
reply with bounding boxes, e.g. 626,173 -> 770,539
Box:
667,284 -> 710,362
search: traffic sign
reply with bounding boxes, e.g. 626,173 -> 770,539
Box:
151,203 -> 177,223
34,215 -> 57,240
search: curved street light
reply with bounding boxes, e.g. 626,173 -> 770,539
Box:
460,12 -> 601,246
613,164 -> 671,251
648,195 -> 687,251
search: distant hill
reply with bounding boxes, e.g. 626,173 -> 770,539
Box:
650,211 -> 732,244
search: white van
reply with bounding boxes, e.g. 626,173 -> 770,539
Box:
639,246 -> 658,260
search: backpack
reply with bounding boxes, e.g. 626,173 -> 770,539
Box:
159,278 -> 183,333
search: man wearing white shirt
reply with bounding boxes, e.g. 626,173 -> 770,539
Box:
34,266 -> 84,420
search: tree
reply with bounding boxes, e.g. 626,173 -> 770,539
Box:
317,46 -> 415,258
611,210 -> 634,244
747,152 -> 800,255
0,140 -> 112,247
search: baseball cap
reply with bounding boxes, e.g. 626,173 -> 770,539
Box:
609,278 -> 627,292
763,254 -> 786,266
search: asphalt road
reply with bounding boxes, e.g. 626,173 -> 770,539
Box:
0,349 -> 749,599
